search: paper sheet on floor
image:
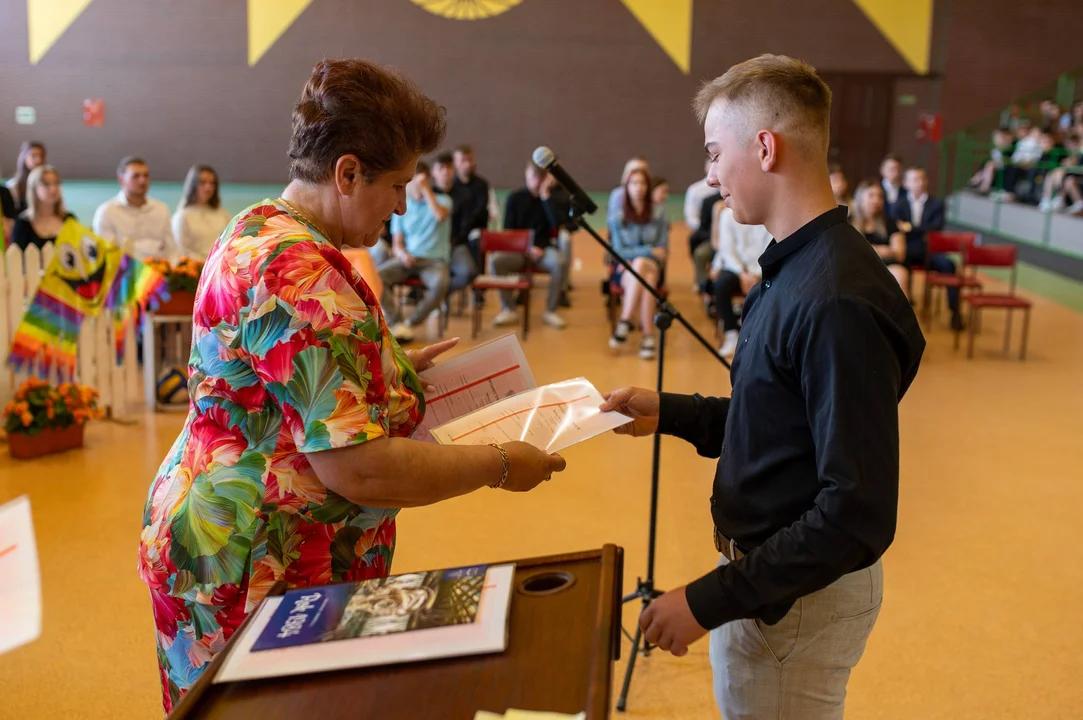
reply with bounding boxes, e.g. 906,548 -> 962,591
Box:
430,377 -> 630,453
0,495 -> 42,655
413,334 -> 537,443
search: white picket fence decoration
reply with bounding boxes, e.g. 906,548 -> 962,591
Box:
0,242 -> 142,414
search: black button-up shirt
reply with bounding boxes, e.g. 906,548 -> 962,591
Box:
450,175 -> 491,248
658,206 -> 925,630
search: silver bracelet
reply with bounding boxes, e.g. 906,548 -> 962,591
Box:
488,443 -> 509,489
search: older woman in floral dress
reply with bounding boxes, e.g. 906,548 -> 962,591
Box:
137,59 -> 567,713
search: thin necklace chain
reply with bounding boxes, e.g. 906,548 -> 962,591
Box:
276,196 -> 333,241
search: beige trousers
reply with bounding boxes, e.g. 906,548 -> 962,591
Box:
709,558 -> 884,719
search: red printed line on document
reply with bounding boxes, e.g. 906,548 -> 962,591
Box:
0,544 -> 17,560
450,395 -> 589,442
427,365 -> 522,404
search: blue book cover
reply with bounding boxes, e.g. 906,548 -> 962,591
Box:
251,565 -> 488,652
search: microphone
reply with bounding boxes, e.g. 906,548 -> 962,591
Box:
532,146 -> 599,216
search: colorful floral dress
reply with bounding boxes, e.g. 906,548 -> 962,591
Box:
137,201 -> 424,712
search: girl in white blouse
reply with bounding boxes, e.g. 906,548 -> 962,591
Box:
172,165 -> 232,259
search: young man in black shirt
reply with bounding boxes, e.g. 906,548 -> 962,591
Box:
490,162 -> 569,329
431,152 -> 479,293
451,145 -> 492,264
602,55 -> 925,719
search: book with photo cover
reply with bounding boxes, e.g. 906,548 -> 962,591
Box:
252,565 -> 488,652
214,564 -> 515,684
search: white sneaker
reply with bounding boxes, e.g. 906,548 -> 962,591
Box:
390,322 -> 415,343
609,320 -> 631,351
542,311 -> 567,329
719,330 -> 739,358
492,309 -> 520,327
639,335 -> 657,360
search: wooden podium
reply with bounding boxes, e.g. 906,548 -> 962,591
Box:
169,546 -> 624,720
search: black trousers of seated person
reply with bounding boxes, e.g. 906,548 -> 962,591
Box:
906,250 -> 960,314
713,270 -> 743,332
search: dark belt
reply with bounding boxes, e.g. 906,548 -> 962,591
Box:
713,527 -> 746,562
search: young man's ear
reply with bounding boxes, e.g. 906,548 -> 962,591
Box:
756,130 -> 779,172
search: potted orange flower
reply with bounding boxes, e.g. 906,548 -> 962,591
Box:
148,256 -> 203,315
4,378 -> 104,459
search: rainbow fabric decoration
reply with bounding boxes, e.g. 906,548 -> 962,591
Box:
7,219 -> 170,378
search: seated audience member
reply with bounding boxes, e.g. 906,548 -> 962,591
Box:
880,153 -> 906,209
1039,134 -> 1083,214
891,168 -> 963,328
172,165 -> 232,259
540,172 -> 577,306
608,156 -> 649,218
683,159 -> 714,232
710,206 -> 772,358
377,162 -> 451,343
490,162 -> 568,330
451,145 -> 492,263
851,180 -> 909,295
1,170 -> 15,241
608,168 -> 668,360
688,189 -> 723,292
971,128 -> 1017,194
829,163 -> 852,214
11,166 -> 75,250
7,141 -> 47,214
651,177 -> 670,210
431,152 -> 478,292
93,156 -> 174,260
1000,126 -> 1044,198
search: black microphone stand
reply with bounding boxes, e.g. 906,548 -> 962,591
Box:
561,194 -> 730,713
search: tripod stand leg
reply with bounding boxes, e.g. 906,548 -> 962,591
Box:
616,615 -> 644,712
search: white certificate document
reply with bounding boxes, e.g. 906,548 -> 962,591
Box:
430,378 -> 631,453
0,495 -> 42,655
413,334 -> 537,443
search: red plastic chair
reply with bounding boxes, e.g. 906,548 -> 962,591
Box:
922,231 -> 984,327
962,244 -> 1033,360
471,230 -> 534,339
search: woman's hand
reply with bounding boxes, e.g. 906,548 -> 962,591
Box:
498,441 -> 567,492
600,387 -> 660,437
406,337 -> 459,393
651,246 -> 668,264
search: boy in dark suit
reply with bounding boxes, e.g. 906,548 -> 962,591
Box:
891,167 -> 962,329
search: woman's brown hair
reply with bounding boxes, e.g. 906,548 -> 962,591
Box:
850,179 -> 887,238
288,59 -> 447,184
11,141 -> 46,206
622,168 -> 654,225
180,165 -> 221,209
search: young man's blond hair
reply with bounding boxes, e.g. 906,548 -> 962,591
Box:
694,54 -> 832,159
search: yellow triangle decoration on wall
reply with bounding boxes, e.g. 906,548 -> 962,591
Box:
851,0 -> 934,74
619,0 -> 693,74
248,0 -> 315,66
27,0 -> 93,64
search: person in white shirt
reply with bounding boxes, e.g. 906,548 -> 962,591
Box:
710,206 -> 772,357
92,156 -> 174,260
172,165 -> 232,259
683,158 -> 715,231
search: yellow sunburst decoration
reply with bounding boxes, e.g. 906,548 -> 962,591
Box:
409,0 -> 522,21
